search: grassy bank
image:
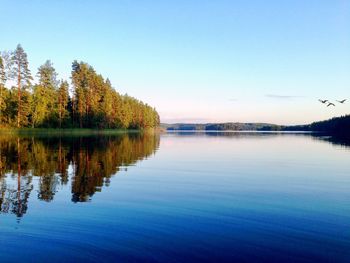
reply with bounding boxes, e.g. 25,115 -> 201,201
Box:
0,128 -> 159,137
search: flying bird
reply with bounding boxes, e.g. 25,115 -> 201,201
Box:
327,102 -> 335,107
319,99 -> 328,104
336,99 -> 347,104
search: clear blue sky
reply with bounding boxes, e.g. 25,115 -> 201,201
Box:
1,0 -> 349,124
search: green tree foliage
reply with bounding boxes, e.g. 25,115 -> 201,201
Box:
0,55 -> 6,125
9,44 -> 33,127
32,60 -> 58,127
70,61 -> 159,129
0,52 -> 11,126
57,80 -> 70,128
0,45 -> 160,129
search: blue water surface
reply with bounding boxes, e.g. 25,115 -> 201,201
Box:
0,132 -> 349,262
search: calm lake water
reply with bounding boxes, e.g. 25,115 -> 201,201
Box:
0,132 -> 349,262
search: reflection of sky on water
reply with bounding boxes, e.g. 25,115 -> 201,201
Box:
0,132 -> 349,262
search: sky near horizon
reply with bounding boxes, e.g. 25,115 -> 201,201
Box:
1,0 -> 349,125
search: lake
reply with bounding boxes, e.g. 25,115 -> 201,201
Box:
0,132 -> 349,262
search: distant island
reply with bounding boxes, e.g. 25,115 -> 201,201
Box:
0,44 -> 160,129
163,115 -> 350,136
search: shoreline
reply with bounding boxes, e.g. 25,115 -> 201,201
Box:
0,128 -> 162,136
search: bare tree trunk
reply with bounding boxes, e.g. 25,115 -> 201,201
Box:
0,86 -> 2,126
17,62 -> 21,128
59,96 -> 62,128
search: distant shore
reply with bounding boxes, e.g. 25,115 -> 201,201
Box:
162,115 -> 350,135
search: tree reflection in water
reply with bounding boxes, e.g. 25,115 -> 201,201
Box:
0,133 -> 159,218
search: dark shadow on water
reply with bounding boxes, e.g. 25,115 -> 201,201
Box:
0,133 -> 159,218
311,134 -> 350,148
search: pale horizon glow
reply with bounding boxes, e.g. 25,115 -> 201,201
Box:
1,0 -> 349,125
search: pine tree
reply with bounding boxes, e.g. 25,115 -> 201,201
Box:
9,44 -> 32,128
57,80 -> 69,128
32,60 -> 58,127
71,61 -> 87,128
37,60 -> 58,88
0,55 -> 6,125
1,46 -> 160,129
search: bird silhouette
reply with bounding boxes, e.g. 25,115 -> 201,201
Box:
327,102 -> 335,107
336,99 -> 346,104
319,99 -> 328,104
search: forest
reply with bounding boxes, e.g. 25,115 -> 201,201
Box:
164,122 -> 282,131
0,44 -> 160,129
164,115 -> 350,134
285,115 -> 350,135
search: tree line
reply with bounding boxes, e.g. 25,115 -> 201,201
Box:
0,44 -> 160,129
164,115 -> 350,133
282,115 -> 350,134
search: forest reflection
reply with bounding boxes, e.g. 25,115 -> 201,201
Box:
0,133 -> 159,218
